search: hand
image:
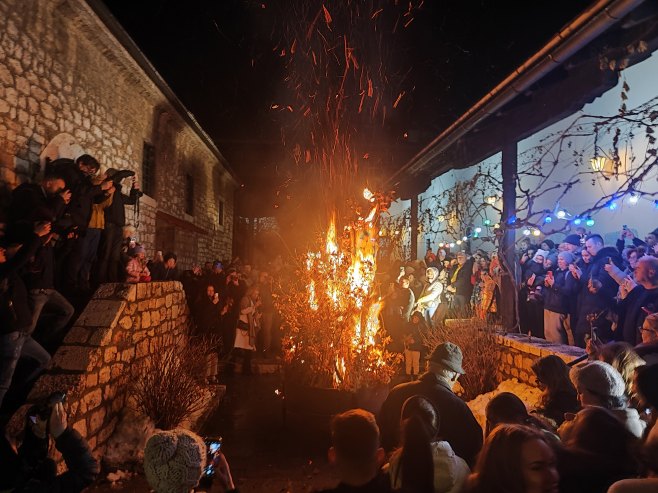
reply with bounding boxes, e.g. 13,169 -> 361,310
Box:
588,278 -> 602,294
213,293 -> 220,304
60,189 -> 72,204
603,263 -> 613,273
528,273 -> 536,286
132,178 -> 140,190
209,452 -> 235,493
620,276 -> 637,298
569,265 -> 581,279
34,221 -> 51,237
544,276 -> 554,287
101,180 -> 113,191
50,402 -> 67,439
585,337 -> 603,358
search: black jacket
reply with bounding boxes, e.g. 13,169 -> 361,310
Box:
0,234 -> 41,334
543,267 -> 577,314
378,372 -> 482,467
449,258 -> 475,298
617,285 -> 658,345
104,184 -> 139,226
8,183 -> 66,241
194,295 -> 221,333
50,159 -> 106,231
1,427 -> 98,493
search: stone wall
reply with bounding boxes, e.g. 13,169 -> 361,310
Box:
9,281 -> 191,461
0,0 -> 237,265
495,333 -> 586,385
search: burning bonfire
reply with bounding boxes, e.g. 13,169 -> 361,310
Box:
276,189 -> 399,391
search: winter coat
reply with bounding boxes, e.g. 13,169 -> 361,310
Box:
103,184 -> 139,226
617,285 -> 658,345
543,267 -> 578,314
449,259 -> 475,298
8,183 -> 66,241
532,389 -> 580,427
0,234 -> 41,334
378,372 -> 483,467
388,440 -> 470,493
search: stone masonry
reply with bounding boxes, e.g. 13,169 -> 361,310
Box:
8,281 -> 191,462
0,0 -> 238,265
495,333 -> 586,386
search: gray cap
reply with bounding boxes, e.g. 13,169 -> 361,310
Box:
428,342 -> 465,374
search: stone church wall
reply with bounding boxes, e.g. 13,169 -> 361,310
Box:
8,281 -> 192,462
0,0 -> 237,265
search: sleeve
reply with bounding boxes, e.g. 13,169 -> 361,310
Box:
240,296 -> 254,315
122,187 -> 140,206
0,234 -> 41,280
53,427 -> 100,493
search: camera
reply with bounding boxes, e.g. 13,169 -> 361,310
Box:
27,390 -> 67,424
103,169 -> 135,184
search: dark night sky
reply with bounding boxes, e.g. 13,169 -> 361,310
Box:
102,0 -> 593,204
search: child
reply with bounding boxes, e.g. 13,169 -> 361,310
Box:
125,244 -> 151,283
403,311 -> 427,380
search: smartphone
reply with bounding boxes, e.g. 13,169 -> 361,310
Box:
202,437 -> 223,478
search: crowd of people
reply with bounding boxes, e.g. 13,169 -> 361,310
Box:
315,340 -> 658,493
516,227 -> 658,349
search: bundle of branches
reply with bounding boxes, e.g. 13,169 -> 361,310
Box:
130,338 -> 212,430
421,314 -> 499,401
275,252 -> 399,392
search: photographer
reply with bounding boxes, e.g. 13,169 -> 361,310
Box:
0,400 -> 99,492
96,168 -> 141,283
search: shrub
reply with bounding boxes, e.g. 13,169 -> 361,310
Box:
421,313 -> 500,400
130,337 -> 214,430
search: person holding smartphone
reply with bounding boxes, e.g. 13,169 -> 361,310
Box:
543,252 -> 578,345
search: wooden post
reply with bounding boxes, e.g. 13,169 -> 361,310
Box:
500,142 -> 519,332
410,194 -> 419,261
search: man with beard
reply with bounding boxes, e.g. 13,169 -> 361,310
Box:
614,256 -> 658,345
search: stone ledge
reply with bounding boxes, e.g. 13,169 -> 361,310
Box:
496,333 -> 585,362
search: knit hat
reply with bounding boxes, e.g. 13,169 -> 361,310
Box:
532,249 -> 549,262
428,342 -> 465,374
569,361 -> 625,399
143,428 -> 206,493
563,234 -> 581,247
545,253 -> 558,266
129,245 -> 145,256
558,251 -> 575,265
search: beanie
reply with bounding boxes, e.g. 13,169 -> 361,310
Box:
532,249 -> 549,262
546,253 -> 558,266
143,428 -> 206,493
563,234 -> 581,247
558,251 -> 575,265
569,361 -> 625,399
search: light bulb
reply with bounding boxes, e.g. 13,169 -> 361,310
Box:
573,218 -> 582,225
629,194 -> 639,205
523,229 -> 531,236
532,229 -> 541,237
475,227 -> 482,233
556,210 -> 566,219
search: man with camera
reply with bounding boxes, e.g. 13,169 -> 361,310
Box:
0,396 -> 98,491
96,168 -> 141,283
48,155 -> 113,295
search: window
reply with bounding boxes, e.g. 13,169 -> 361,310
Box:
218,199 -> 225,226
142,142 -> 156,197
185,173 -> 194,215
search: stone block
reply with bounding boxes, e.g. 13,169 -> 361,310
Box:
99,366 -> 111,385
89,408 -> 105,434
151,309 -> 161,326
155,297 -> 165,308
118,315 -> 132,331
27,373 -> 85,402
104,346 -> 117,364
63,326 -> 91,345
103,384 -> 116,401
83,389 -> 102,412
124,303 -> 137,316
120,347 -> 135,362
136,283 -> 151,300
72,419 -> 87,438
76,300 -> 125,329
142,311 -> 151,329
165,294 -> 173,308
86,372 -> 98,388
136,340 -> 150,358
110,364 -> 123,380
138,300 -> 149,312
88,327 -> 113,347
52,346 -> 100,373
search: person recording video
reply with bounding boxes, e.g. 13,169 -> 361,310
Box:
0,396 -> 99,492
96,168 -> 142,283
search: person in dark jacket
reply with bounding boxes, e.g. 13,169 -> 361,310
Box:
520,250 -> 547,338
531,355 -> 580,427
0,401 -> 99,492
96,169 -> 141,283
543,251 -> 578,344
0,225 -> 52,408
317,409 -> 391,493
446,252 -> 474,313
572,235 -> 623,347
151,252 -> 180,281
49,155 -> 112,293
378,342 -> 482,467
7,171 -> 70,241
193,284 -> 221,336
614,256 -> 658,345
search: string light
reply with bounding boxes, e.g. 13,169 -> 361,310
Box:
462,236 -> 468,241
544,216 -> 552,224
608,201 -> 618,211
628,194 -> 639,205
585,217 -> 595,227
556,209 -> 567,219
475,227 -> 482,233
573,218 -> 582,225
449,243 -> 455,248
532,229 -> 541,237
456,240 -> 462,245
484,219 -> 491,226
523,229 -> 531,236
